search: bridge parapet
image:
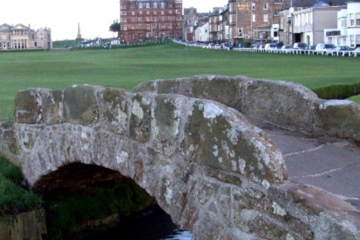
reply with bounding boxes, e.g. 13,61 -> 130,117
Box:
134,75 -> 360,143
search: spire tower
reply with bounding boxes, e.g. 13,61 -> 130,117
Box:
76,23 -> 82,40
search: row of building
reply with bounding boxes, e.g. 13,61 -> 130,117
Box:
119,0 -> 360,48
188,0 -> 360,47
0,24 -> 52,50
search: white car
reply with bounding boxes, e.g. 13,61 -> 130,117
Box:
352,47 -> 360,57
264,43 -> 278,50
315,43 -> 336,55
281,45 -> 293,54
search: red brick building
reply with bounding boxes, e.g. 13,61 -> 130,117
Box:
229,0 -> 291,42
120,0 -> 183,42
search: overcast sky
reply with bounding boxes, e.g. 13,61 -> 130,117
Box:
0,0 -> 227,41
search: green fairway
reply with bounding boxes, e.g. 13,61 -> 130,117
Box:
0,43 -> 359,119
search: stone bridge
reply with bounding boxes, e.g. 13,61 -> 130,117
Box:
1,75 -> 360,240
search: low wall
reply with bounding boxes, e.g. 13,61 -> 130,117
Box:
134,75 -> 360,143
0,209 -> 47,240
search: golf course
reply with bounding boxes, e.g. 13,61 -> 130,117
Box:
1,42 -> 359,119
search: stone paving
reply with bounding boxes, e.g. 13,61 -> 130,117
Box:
258,121 -> 360,209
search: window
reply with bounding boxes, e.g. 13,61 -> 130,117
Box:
357,19 -> 360,26
252,14 -> 256,22
264,14 -> 269,22
264,2 -> 269,10
252,2 -> 256,10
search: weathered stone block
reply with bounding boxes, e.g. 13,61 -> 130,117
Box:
316,100 -> 360,142
129,94 -> 152,142
63,85 -> 99,125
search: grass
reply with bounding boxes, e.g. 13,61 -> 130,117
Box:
0,157 -> 42,214
348,95 -> 360,104
0,42 -> 359,119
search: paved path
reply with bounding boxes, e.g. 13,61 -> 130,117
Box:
257,122 -> 360,209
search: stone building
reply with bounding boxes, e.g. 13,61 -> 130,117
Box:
0,24 -> 52,50
120,0 -> 183,42
183,7 -> 210,41
292,5 -> 344,45
183,7 -> 197,41
279,0 -> 360,45
228,0 -> 291,43
209,7 -> 228,42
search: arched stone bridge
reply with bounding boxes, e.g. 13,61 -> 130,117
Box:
1,75 -> 360,240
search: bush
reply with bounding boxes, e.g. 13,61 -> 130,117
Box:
314,83 -> 360,100
0,157 -> 42,214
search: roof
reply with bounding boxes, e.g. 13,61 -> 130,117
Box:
290,0 -> 360,8
0,24 -> 12,32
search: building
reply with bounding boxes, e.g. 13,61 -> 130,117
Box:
209,7 -> 226,42
194,22 -> 210,42
279,0 -> 359,45
120,0 -> 183,43
183,7 -> 197,41
0,24 -> 52,50
228,0 -> 291,43
293,5 -> 345,45
183,7 -> 210,41
325,2 -> 360,47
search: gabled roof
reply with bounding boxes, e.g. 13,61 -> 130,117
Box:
13,24 -> 30,30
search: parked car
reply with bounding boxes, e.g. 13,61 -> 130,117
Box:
352,47 -> 360,57
308,45 -> 316,50
315,43 -> 336,55
336,46 -> 351,51
293,42 -> 307,50
264,43 -> 278,50
281,45 -> 293,53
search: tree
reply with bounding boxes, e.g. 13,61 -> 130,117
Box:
109,22 -> 121,38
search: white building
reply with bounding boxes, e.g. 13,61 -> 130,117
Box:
325,2 -> 360,47
0,24 -> 52,50
292,5 -> 344,45
194,22 -> 210,42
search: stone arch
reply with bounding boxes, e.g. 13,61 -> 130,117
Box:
1,83 -> 359,239
6,85 -> 287,240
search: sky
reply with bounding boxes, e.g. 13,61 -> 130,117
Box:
0,0 -> 227,41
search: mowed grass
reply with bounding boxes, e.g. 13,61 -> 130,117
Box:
0,43 -> 359,119
349,95 -> 360,103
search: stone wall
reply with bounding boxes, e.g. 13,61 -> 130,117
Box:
0,84 -> 360,239
0,209 -> 47,240
134,75 -> 360,143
